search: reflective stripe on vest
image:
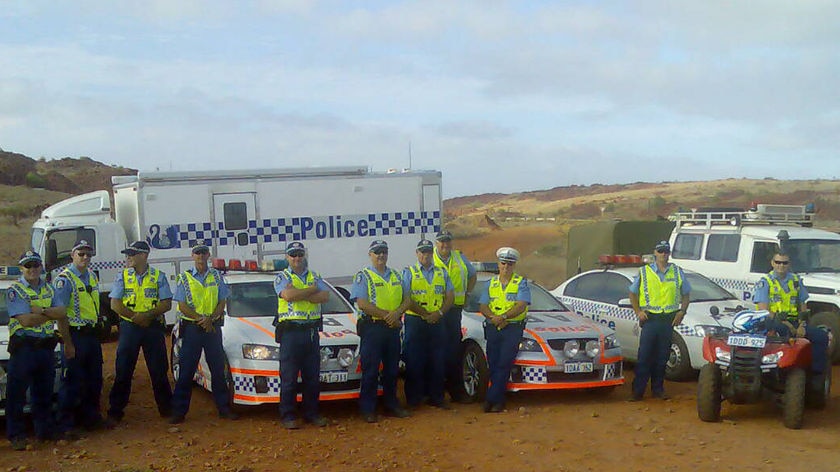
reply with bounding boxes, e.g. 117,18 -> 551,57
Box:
487,274 -> 527,322
762,273 -> 800,319
8,281 -> 56,337
434,250 -> 469,305
276,269 -> 322,323
361,268 -> 402,317
638,264 -> 682,314
406,264 -> 446,317
179,270 -> 219,320
122,267 -> 161,322
59,267 -> 100,326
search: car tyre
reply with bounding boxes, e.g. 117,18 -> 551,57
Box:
697,363 -> 722,422
460,342 -> 488,403
223,358 -> 243,414
665,332 -> 694,381
809,311 -> 839,364
782,367 -> 806,430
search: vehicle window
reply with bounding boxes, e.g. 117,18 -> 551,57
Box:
566,273 -> 631,305
465,280 -> 489,312
227,280 -> 353,317
223,202 -> 248,231
44,228 -> 96,270
465,279 -> 567,312
785,239 -> 840,273
706,234 -> 740,262
672,233 -> 703,260
750,242 -> 778,273
685,273 -> 736,302
0,288 -> 9,325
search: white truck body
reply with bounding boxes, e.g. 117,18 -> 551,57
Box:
30,166 -> 442,324
667,204 -> 840,361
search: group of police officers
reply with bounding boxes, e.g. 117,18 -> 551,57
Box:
5,231 -> 830,449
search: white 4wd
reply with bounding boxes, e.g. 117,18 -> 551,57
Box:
668,204 -> 840,362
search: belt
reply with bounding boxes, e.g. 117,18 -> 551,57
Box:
278,321 -> 320,330
360,315 -> 390,326
12,335 -> 59,349
70,325 -> 97,335
645,311 -> 677,317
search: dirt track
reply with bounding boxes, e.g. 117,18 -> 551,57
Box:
3,338 -> 838,472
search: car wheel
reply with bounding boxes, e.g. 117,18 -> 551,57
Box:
223,358 -> 242,413
783,367 -> 806,430
665,332 -> 694,381
460,341 -> 488,403
697,364 -> 722,422
809,311 -> 839,364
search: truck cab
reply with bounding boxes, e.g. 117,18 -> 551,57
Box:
668,204 -> 840,362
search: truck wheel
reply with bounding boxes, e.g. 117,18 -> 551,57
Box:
782,367 -> 806,429
665,333 -> 694,381
805,367 -> 831,410
697,363 -> 722,422
460,342 -> 488,403
809,311 -> 839,364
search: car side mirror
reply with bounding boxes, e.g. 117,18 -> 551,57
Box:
618,298 -> 632,308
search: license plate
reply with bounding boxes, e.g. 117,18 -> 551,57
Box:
319,371 -> 348,383
564,362 -> 593,373
727,334 -> 767,348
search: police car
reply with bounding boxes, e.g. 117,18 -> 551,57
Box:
0,267 -> 62,416
170,271 -> 362,408
458,275 -> 624,402
552,263 -> 745,380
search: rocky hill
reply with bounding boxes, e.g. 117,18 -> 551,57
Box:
0,149 -> 136,194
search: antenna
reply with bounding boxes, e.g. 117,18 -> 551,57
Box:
408,140 -> 412,169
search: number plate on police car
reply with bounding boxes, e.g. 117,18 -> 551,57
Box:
727,334 -> 766,348
319,371 -> 348,383
564,362 -> 593,373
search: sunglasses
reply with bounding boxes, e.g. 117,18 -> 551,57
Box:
499,260 -> 515,266
418,249 -> 433,254
23,262 -> 42,269
76,252 -> 93,258
773,260 -> 790,265
193,249 -> 210,255
655,249 -> 671,254
287,252 -> 305,258
372,249 -> 388,255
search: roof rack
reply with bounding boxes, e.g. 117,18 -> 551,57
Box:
669,204 -> 814,229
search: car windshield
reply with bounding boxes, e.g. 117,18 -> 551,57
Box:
226,280 -> 353,318
686,273 -> 736,302
465,278 -> 568,312
0,288 -> 8,325
785,239 -> 840,273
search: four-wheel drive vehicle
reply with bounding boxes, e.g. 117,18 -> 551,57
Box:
457,275 -> 624,403
170,271 -> 362,407
697,310 -> 831,429
553,266 -> 745,380
31,166 -> 442,325
668,204 -> 840,362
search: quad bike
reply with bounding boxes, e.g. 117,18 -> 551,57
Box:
697,310 -> 831,429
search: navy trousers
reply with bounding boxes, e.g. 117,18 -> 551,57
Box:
442,306 -> 464,399
484,322 -> 524,407
6,341 -> 56,441
403,314 -> 446,406
358,321 -> 401,414
768,320 -> 830,375
632,313 -> 675,397
278,325 -> 321,421
57,330 -> 103,432
171,322 -> 231,417
108,320 -> 172,419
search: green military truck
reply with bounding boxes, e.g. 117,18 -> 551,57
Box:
566,220 -> 676,277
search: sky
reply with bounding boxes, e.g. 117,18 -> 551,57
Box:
1,1 -> 839,198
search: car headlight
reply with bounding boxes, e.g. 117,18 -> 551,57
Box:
563,340 -> 580,358
337,347 -> 356,368
518,338 -> 542,352
714,347 -> 731,362
585,340 -> 600,358
695,325 -> 732,338
242,343 -> 280,360
604,334 -> 620,350
762,351 -> 784,364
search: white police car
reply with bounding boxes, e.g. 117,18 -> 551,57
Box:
553,266 -> 745,380
458,276 -> 624,402
170,271 -> 362,408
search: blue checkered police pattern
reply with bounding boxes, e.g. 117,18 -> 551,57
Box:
561,297 -> 636,322
520,366 -> 547,384
158,211 -> 441,249
90,260 -> 126,271
232,374 -> 281,394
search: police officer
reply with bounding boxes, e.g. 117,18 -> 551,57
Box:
478,247 -> 530,413
628,240 -> 690,401
5,251 -> 71,450
753,251 -> 829,389
351,240 -> 412,423
402,239 -> 454,409
54,239 -> 105,437
433,230 -> 476,403
169,242 -> 238,423
274,241 -> 330,430
105,241 -> 173,427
